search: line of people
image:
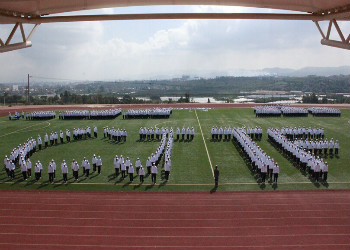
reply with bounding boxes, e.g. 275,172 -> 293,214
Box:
280,107 -> 308,117
293,138 -> 339,156
104,127 -> 127,142
308,107 -> 341,117
232,127 -> 280,184
25,111 -> 56,120
211,126 -> 262,141
267,128 -> 329,183
281,126 -> 325,140
122,108 -> 172,119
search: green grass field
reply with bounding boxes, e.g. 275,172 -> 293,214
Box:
1,108 -> 349,192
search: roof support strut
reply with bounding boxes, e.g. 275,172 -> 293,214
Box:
0,22 -> 39,53
314,19 -> 350,50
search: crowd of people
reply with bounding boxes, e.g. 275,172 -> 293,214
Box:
308,107 -> 341,117
58,110 -> 90,119
211,126 -> 262,141
89,109 -> 122,119
254,106 -> 282,117
267,128 -> 329,183
232,127 -> 280,184
59,109 -> 121,120
280,127 -> 325,140
122,108 -> 173,119
104,127 -> 127,142
25,111 -> 56,120
280,107 -> 308,117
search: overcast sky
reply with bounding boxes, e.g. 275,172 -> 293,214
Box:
0,5 -> 349,83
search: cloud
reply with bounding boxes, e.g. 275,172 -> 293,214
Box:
0,6 -> 349,82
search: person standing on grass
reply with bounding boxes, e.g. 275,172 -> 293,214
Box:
26,158 -> 32,178
96,156 -> 102,174
48,162 -> 54,184
139,165 -> 145,183
214,165 -> 219,188
151,163 -> 158,184
61,160 -> 68,183
128,164 -> 134,182
121,161 -> 126,179
85,160 -> 91,177
114,155 -> 120,177
135,158 -> 141,175
20,159 -> 27,181
92,154 -> 97,172
34,162 -> 40,181
164,160 -> 171,181
273,164 -> 279,184
73,160 -> 79,181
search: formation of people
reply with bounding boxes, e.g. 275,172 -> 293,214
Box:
25,111 -> 56,120
281,127 -> 325,140
122,108 -> 172,119
211,126 -> 262,141
308,107 -> 341,117
232,127 -> 280,184
280,107 -> 308,117
254,106 -> 282,117
104,127 -> 127,142
268,128 -> 329,183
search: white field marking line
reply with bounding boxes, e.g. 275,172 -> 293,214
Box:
0,233 -> 348,238
0,215 -> 347,220
1,208 -> 348,213
0,243 -> 349,249
1,196 -> 348,201
4,201 -> 349,206
2,181 -> 350,185
1,223 -> 348,229
25,121 -> 51,133
0,121 -> 50,138
195,109 -> 214,177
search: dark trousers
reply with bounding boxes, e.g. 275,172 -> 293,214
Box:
94,132 -> 97,138
165,171 -> 170,180
273,173 -> 278,183
49,173 -> 54,183
261,173 -> 266,183
83,167 -> 85,174
74,171 -> 78,180
27,168 -> 31,177
63,173 -> 67,182
60,138 -> 63,143
147,166 -> 151,175
86,169 -> 90,177
35,172 -> 40,180
121,170 -> 126,178
129,173 -> 133,182
323,172 -> 328,182
215,177 -> 218,187
22,171 -> 27,180
115,168 -> 119,176
151,173 -> 157,183
140,175 -> 144,183
93,164 -> 96,172
97,166 -> 101,174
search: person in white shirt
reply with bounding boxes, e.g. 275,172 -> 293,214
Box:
322,162 -> 328,182
151,163 -> 158,184
85,159 -> 91,177
48,162 -> 54,184
120,161 -> 126,178
73,160 -> 79,180
139,165 -> 145,183
92,154 -> 97,172
128,164 -> 134,182
34,163 -> 40,181
20,159 -> 27,180
334,140 -> 339,155
164,160 -> 171,181
94,126 -> 97,138
146,157 -> 152,175
273,164 -> 279,184
81,157 -> 86,175
26,158 -> 32,178
96,156 -> 102,174
114,155 -> 120,177
61,160 -> 68,183
135,158 -> 141,175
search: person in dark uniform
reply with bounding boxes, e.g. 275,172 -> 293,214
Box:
214,165 -> 219,188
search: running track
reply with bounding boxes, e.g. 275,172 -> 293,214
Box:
0,190 -> 349,250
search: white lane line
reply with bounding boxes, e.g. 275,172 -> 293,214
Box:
0,121 -> 50,138
0,243 -> 349,248
1,223 -> 348,229
195,109 -> 214,178
0,233 -> 348,238
3,202 -> 348,207
0,215 -> 347,220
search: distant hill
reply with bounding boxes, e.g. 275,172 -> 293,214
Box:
261,66 -> 350,77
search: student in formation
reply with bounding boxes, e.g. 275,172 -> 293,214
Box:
273,164 -> 279,184
61,160 -> 68,183
135,158 -> 141,175
151,163 -> 158,184
120,161 -> 126,178
73,160 -> 79,180
96,156 -> 102,174
92,154 -> 97,172
48,162 -> 54,184
51,159 -> 56,179
34,162 -> 40,181
114,155 -> 120,177
85,159 -> 91,177
20,159 -> 27,180
26,158 -> 32,178
139,165 -> 145,183
164,160 -> 171,181
128,164 -> 134,182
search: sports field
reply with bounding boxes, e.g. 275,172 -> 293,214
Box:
1,107 -> 349,191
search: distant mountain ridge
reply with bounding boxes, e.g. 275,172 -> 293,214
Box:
261,66 -> 350,77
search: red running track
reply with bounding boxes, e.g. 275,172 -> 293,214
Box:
0,190 -> 349,250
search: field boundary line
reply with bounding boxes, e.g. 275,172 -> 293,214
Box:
195,109 -> 214,178
0,121 -> 50,138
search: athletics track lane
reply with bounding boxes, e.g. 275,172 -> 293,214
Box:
0,190 -> 349,250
